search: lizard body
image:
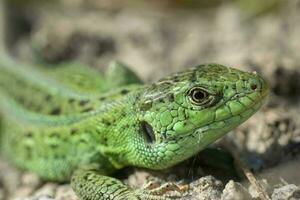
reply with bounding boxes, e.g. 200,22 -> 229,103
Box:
0,54 -> 268,199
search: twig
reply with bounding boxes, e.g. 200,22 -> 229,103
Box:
224,138 -> 271,200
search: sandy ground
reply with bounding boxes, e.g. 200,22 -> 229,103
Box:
0,1 -> 300,199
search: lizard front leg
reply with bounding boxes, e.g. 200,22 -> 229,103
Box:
105,61 -> 142,88
71,168 -> 178,200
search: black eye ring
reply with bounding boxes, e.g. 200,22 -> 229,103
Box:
188,87 -> 210,105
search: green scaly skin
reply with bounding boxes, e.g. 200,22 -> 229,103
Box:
0,54 -> 269,200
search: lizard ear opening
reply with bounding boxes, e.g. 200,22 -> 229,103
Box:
140,121 -> 156,144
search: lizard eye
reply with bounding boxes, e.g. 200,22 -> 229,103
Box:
188,87 -> 210,106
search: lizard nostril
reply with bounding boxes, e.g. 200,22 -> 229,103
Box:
251,84 -> 257,91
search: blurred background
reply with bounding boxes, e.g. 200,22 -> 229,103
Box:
0,0 -> 299,199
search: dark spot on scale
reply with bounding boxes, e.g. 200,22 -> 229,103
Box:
140,101 -> 152,111
81,107 -> 93,113
70,129 -> 78,135
162,132 -> 167,140
83,174 -> 89,181
35,105 -> 42,112
102,119 -> 111,126
79,138 -> 87,144
99,97 -> 106,101
25,132 -> 33,137
79,99 -> 90,106
68,98 -> 75,103
26,101 -> 33,108
50,144 -> 59,149
50,107 -> 61,115
173,76 -> 180,82
25,146 -> 32,160
15,78 -> 23,85
168,93 -> 175,101
103,138 -> 108,145
18,96 -> 25,104
50,132 -> 60,138
120,89 -> 129,95
45,94 -> 52,101
191,72 -> 198,82
158,98 -> 165,103
77,82 -> 84,87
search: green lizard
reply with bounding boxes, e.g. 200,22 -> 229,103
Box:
0,54 -> 268,200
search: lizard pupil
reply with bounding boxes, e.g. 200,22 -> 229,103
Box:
140,121 -> 156,144
193,90 -> 206,100
188,87 -> 209,105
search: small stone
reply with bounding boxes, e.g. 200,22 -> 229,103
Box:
21,173 -> 42,188
221,180 -> 252,200
15,194 -> 54,200
35,195 -> 54,200
33,183 -> 57,197
271,184 -> 300,200
248,179 -> 272,199
12,187 -> 36,199
11,173 -> 43,198
126,169 -> 152,188
189,176 -> 223,200
55,185 -> 78,200
0,161 -> 22,194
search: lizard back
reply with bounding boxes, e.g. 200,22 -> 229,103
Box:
0,55 -> 141,181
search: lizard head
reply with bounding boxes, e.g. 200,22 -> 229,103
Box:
128,64 -> 268,169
